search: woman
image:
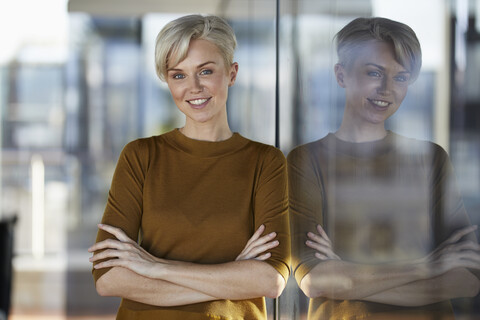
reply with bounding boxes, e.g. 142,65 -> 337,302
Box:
88,15 -> 290,319
288,17 -> 480,319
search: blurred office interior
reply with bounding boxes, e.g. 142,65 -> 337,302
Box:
0,0 -> 479,319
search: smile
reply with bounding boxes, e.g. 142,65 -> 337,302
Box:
188,98 -> 210,106
368,99 -> 390,108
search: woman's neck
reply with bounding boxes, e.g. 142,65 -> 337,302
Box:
335,120 -> 387,143
180,121 -> 233,142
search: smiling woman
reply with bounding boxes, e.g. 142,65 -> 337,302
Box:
165,39 -> 238,136
89,14 -> 290,320
335,40 -> 410,140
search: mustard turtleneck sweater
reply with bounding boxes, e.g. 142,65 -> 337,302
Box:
93,129 -> 291,319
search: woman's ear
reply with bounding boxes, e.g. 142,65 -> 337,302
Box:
228,62 -> 239,87
334,63 -> 346,88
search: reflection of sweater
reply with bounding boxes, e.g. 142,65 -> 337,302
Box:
93,129 -> 290,320
288,132 -> 475,320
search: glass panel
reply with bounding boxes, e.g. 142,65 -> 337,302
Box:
283,0 -> 480,319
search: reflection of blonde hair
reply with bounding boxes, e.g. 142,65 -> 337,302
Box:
155,14 -> 237,81
335,17 -> 422,82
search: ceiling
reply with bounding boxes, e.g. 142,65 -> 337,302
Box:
67,0 -> 372,18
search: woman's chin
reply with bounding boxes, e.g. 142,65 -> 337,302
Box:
187,114 -> 214,125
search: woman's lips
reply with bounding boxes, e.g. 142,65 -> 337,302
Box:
187,97 -> 211,109
368,98 -> 390,109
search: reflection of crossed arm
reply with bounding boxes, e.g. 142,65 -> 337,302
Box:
301,225 -> 480,306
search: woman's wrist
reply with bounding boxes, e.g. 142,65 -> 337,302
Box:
408,259 -> 432,281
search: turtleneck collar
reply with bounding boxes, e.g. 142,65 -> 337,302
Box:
163,128 -> 249,158
324,131 -> 396,158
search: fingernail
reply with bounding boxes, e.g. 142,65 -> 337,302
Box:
269,232 -> 276,237
98,224 -> 104,227
273,240 -> 279,245
306,240 -> 312,244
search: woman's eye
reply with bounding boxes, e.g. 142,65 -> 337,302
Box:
394,75 -> 409,82
172,73 -> 185,80
367,71 -> 381,77
200,69 -> 212,75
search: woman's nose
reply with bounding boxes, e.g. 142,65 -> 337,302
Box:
377,77 -> 392,95
189,75 -> 203,93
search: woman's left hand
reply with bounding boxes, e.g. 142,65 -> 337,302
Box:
306,224 -> 341,260
235,224 -> 279,261
88,224 -> 163,278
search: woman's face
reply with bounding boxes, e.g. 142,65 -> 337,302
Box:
336,40 -> 411,126
166,39 -> 238,126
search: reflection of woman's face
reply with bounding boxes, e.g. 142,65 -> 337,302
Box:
337,40 -> 411,126
166,39 -> 237,126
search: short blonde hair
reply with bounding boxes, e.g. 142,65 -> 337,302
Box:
155,14 -> 237,81
335,17 -> 422,82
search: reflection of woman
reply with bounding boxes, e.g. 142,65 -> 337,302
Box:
289,17 -> 480,319
88,15 -> 290,319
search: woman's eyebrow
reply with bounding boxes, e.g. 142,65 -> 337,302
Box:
167,61 -> 216,73
365,63 -> 385,70
365,63 -> 410,74
197,61 -> 216,68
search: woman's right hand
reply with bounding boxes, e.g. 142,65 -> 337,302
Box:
235,224 -> 279,261
416,225 -> 480,276
89,224 -> 167,278
306,224 -> 341,260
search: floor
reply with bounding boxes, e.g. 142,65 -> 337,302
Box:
10,315 -> 115,320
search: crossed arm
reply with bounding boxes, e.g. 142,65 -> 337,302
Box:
89,224 -> 285,306
301,224 -> 480,306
